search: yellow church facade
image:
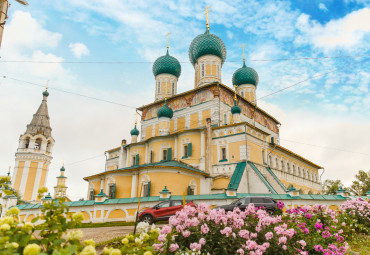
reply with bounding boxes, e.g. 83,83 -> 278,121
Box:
83,16 -> 322,201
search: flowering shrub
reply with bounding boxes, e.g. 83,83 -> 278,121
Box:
340,198 -> 370,230
103,222 -> 160,255
0,198 -> 94,255
151,202 -> 353,255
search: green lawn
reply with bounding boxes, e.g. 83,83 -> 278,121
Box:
347,234 -> 370,255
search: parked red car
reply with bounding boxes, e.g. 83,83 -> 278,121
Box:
138,200 -> 196,224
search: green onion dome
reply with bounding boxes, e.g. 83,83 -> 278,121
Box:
189,29 -> 226,66
157,100 -> 173,119
232,61 -> 259,86
130,125 -> 140,136
43,90 -> 49,97
231,100 -> 241,114
152,49 -> 181,78
60,166 -> 65,172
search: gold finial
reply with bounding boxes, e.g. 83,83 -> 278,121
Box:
203,6 -> 212,30
166,32 -> 171,50
62,159 -> 64,166
233,85 -> 237,101
135,111 -> 137,125
239,44 -> 247,61
46,80 -> 50,91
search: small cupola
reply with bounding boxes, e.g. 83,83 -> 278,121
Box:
130,123 -> 140,143
232,45 -> 259,104
153,33 -> 181,101
157,99 -> 173,136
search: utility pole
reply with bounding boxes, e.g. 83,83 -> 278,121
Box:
0,0 -> 28,48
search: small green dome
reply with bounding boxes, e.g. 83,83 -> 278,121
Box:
189,29 -> 226,66
157,100 -> 173,119
60,166 -> 65,172
231,100 -> 241,114
152,50 -> 181,78
232,61 -> 259,86
130,125 -> 140,136
43,90 -> 49,97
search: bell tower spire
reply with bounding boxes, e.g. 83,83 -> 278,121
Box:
12,88 -> 55,202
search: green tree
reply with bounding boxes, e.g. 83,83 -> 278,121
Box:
348,170 -> 370,196
322,179 -> 343,195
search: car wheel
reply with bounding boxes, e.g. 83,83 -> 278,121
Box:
141,214 -> 153,224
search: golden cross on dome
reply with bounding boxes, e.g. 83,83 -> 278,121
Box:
135,111 -> 138,125
46,80 -> 50,90
166,32 -> 171,50
239,44 -> 247,61
233,85 -> 238,101
203,6 -> 212,30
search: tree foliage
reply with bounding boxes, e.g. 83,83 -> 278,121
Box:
348,170 -> 370,196
322,179 -> 343,195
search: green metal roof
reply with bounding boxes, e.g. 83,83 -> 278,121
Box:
227,162 -> 246,190
247,161 -> 278,194
189,29 -> 226,66
157,100 -> 173,118
130,125 -> 140,136
231,100 -> 241,114
232,61 -> 259,86
265,167 -> 288,192
16,193 -> 348,211
152,49 -> 181,78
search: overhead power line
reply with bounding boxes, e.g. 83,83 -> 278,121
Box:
1,76 -> 137,109
280,139 -> 370,156
0,54 -> 369,64
258,58 -> 369,100
0,58 -> 367,111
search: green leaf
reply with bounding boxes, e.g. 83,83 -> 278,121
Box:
31,216 -> 40,223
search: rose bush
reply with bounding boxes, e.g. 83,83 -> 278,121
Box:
151,202 -> 357,255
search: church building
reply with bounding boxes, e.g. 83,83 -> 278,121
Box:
83,15 -> 322,202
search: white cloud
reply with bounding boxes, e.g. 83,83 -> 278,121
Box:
318,3 -> 328,12
2,11 -> 61,52
296,8 -> 370,51
69,42 -> 90,58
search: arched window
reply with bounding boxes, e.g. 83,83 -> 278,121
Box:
262,149 -> 266,164
201,64 -> 205,77
241,91 -> 244,97
24,137 -> 30,148
157,82 -> 161,93
35,138 -> 42,150
275,158 -> 279,169
46,141 -> 51,152
281,160 -> 284,171
287,163 -> 290,173
268,155 -> 272,166
172,82 -> 175,94
293,165 -> 296,175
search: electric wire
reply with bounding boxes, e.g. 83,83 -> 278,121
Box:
0,54 -> 368,64
1,76 -> 137,109
258,58 -> 369,100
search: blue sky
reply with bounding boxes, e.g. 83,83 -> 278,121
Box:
0,0 -> 369,199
